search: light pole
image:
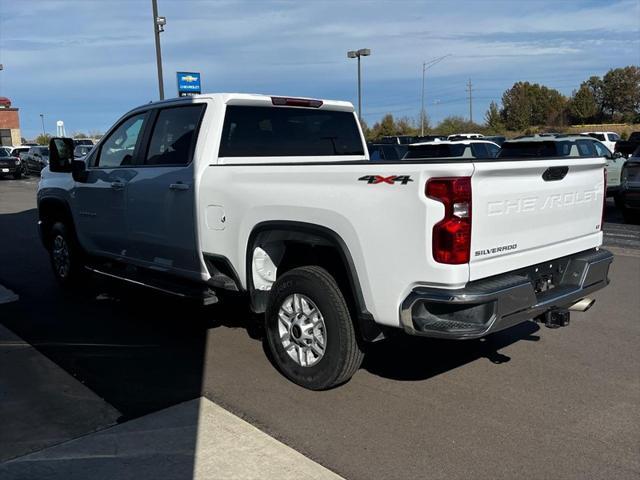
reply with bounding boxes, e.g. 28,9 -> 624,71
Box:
152,0 -> 166,100
347,48 -> 371,122
40,114 -> 45,137
420,54 -> 451,136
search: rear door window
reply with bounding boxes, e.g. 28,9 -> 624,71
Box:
608,133 -> 620,142
219,106 -> 364,157
145,105 -> 205,166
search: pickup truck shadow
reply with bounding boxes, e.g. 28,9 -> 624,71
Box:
362,322 -> 540,382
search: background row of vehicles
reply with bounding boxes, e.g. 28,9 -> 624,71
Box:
368,131 -> 640,223
0,139 -> 94,178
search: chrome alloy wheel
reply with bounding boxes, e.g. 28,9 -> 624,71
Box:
278,293 -> 327,367
52,234 -> 71,278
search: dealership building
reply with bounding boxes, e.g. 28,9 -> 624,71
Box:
0,97 -> 22,146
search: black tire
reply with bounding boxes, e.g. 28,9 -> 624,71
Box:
264,266 -> 364,390
48,221 -> 86,287
13,170 -> 22,179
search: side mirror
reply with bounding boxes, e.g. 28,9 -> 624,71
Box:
49,137 -> 74,173
612,151 -> 623,159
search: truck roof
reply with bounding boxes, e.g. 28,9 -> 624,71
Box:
137,93 -> 355,112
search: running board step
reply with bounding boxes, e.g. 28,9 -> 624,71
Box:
85,266 -> 218,305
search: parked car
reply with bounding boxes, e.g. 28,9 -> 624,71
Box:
405,139 -> 500,159
367,143 -> 408,161
378,135 -> 419,145
447,133 -> 484,140
581,131 -> 620,152
619,146 -> 640,224
499,135 -> 625,199
74,144 -> 94,159
0,148 -> 23,179
8,146 -> 31,158
580,138 -> 626,200
73,138 -> 94,147
614,131 -> 640,157
38,93 -> 612,390
414,135 -> 446,143
7,146 -> 31,175
23,146 -> 50,174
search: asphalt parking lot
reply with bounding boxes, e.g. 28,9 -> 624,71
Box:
0,177 -> 639,479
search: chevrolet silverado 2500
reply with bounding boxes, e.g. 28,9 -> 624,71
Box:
38,93 -> 613,389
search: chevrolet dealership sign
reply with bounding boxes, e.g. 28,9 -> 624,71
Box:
177,71 -> 201,97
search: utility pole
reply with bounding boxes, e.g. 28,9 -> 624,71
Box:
151,0 -> 166,100
466,78 -> 473,123
420,54 -> 451,136
40,114 -> 45,137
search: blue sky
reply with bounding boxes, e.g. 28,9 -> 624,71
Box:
1,0 -> 639,139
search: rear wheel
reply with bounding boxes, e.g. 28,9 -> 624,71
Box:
264,266 -> 364,390
48,222 -> 86,286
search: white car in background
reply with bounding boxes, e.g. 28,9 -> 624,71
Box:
581,131 -> 620,153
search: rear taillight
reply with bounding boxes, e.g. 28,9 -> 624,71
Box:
601,168 -> 607,230
426,177 -> 472,264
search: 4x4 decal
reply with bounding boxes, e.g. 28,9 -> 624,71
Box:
358,175 -> 413,185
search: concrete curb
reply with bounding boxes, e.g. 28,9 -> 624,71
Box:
1,397 -> 344,480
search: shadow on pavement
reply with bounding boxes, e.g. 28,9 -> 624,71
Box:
363,322 -> 540,381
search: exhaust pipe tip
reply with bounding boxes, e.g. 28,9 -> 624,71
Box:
569,298 -> 595,312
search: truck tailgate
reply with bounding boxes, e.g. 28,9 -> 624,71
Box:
469,157 -> 605,281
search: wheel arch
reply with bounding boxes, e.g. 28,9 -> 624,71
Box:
246,220 -> 385,342
37,196 -> 77,248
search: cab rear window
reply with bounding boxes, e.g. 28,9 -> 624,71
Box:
219,106 -> 364,157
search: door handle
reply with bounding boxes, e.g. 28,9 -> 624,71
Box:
110,181 -> 125,190
169,183 -> 190,191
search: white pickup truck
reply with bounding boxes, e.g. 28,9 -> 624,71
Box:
38,93 -> 613,390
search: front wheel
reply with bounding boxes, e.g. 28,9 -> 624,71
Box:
264,266 -> 364,390
48,222 -> 86,286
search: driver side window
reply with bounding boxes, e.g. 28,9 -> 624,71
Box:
96,113 -> 146,168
